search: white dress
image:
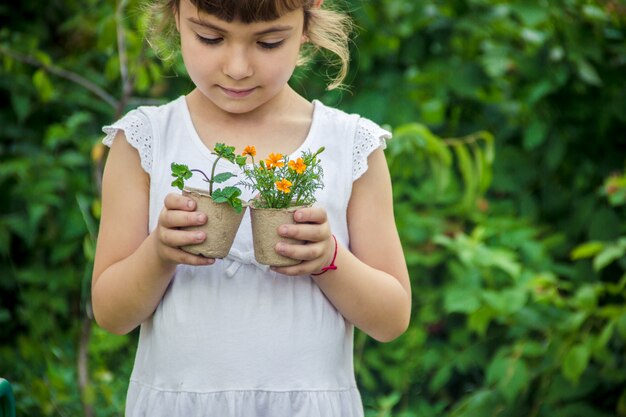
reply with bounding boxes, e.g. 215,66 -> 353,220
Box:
102,96 -> 390,417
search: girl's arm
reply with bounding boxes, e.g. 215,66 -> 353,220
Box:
273,148 -> 411,342
92,132 -> 212,335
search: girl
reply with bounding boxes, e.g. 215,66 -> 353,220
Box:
92,0 -> 411,415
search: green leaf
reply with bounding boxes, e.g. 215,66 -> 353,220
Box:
577,59 -> 602,86
170,162 -> 192,190
593,244 -> 625,271
482,287 -> 527,315
573,285 -> 597,310
444,286 -> 481,314
523,118 -> 548,150
11,93 -> 31,123
211,195 -> 228,204
467,306 -> 495,336
213,143 -> 237,162
230,198 -> 243,214
571,241 -> 604,260
486,353 -> 530,403
429,364 -> 452,394
562,344 -> 590,383
171,162 -> 191,178
594,321 -> 614,353
616,312 -> 626,340
33,69 -> 54,102
236,155 -> 248,166
213,172 -> 236,183
582,5 -> 609,22
221,186 -> 242,198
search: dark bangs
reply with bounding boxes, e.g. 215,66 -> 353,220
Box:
190,0 -> 308,23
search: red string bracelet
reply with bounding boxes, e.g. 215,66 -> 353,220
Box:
311,234 -> 338,276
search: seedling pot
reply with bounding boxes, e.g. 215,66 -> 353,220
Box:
250,205 -> 308,266
181,187 -> 246,258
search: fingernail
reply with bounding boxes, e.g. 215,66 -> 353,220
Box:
195,232 -> 204,241
187,199 -> 194,209
279,226 -> 289,235
196,213 -> 206,223
295,212 -> 303,221
277,243 -> 285,253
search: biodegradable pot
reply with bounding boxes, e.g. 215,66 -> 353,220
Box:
250,205 -> 308,267
181,187 -> 246,258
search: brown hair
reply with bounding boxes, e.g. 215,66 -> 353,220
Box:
146,0 -> 352,89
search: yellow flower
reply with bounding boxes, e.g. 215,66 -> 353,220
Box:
266,153 -> 284,169
275,178 -> 292,194
288,158 -> 307,174
242,145 -> 256,157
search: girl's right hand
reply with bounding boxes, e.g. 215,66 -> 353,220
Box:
153,193 -> 215,266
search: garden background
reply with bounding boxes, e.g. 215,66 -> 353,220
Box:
1,0 -> 625,416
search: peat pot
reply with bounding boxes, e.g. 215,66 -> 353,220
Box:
249,205 -> 308,267
181,187 -> 246,258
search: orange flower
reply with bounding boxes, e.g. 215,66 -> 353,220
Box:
288,157 -> 307,174
242,145 -> 256,157
275,178 -> 292,193
265,153 -> 284,169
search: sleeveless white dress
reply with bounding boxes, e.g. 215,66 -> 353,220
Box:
102,96 -> 390,417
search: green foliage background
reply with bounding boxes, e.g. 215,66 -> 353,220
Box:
1,0 -> 625,416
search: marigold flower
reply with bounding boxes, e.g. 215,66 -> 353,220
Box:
266,153 -> 284,169
288,158 -> 307,174
242,145 -> 256,157
275,178 -> 292,194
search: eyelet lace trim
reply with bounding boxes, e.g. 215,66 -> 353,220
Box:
102,110 -> 153,174
352,117 -> 391,181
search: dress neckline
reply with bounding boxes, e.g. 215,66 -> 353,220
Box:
178,96 -> 322,166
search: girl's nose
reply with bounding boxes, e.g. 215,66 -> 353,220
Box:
223,46 -> 253,80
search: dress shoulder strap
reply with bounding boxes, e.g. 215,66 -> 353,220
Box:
102,108 -> 155,174
352,116 -> 392,181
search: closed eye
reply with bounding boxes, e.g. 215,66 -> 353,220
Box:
195,34 -> 222,45
258,40 -> 284,50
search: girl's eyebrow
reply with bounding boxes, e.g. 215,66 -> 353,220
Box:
187,17 -> 293,35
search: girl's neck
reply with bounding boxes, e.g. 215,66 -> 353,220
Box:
185,87 -> 314,157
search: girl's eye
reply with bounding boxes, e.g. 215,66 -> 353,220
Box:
195,34 -> 222,45
258,40 -> 284,50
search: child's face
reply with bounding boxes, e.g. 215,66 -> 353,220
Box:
177,0 -> 306,115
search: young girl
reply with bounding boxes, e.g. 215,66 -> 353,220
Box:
92,0 -> 411,415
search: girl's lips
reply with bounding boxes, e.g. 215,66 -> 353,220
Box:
220,86 -> 256,98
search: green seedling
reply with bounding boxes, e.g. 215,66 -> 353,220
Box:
171,143 -> 244,213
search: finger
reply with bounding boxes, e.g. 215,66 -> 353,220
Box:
293,207 -> 327,224
278,222 -> 330,243
159,227 -> 207,248
271,259 -> 318,276
161,209 -> 207,229
162,246 -> 216,266
164,192 -> 197,211
276,240 -> 326,262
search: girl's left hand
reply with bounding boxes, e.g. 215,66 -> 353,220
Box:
271,207 -> 334,276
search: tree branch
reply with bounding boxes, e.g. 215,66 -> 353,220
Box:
116,0 -> 133,116
0,45 -> 119,110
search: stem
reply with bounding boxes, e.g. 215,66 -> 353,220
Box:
190,169 -> 211,185
209,156 -> 222,195
78,312 -> 94,417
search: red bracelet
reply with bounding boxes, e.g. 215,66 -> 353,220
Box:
311,234 -> 338,276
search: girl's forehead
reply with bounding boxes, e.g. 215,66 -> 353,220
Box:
184,0 -> 310,24
182,0 -> 305,30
